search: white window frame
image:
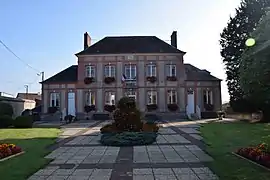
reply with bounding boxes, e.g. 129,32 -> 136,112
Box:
147,91 -> 157,105
104,65 -> 116,77
124,64 -> 136,80
167,64 -> 176,76
105,92 -> 116,105
147,64 -> 157,77
204,89 -> 213,105
167,90 -> 177,104
50,92 -> 60,107
85,65 -> 95,77
86,91 -> 95,106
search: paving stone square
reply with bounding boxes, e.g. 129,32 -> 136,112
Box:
178,128 -> 200,134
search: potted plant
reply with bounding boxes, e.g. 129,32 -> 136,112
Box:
104,104 -> 116,113
205,103 -> 214,111
217,110 -> 225,120
84,105 -> 96,120
146,76 -> 157,83
104,77 -> 116,84
48,107 -> 58,114
167,104 -> 178,111
84,77 -> 94,84
166,76 -> 177,81
146,104 -> 158,111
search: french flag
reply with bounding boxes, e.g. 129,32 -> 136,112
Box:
121,74 -> 126,84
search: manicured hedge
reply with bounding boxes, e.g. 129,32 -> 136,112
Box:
0,115 -> 13,128
100,132 -> 158,146
13,116 -> 33,128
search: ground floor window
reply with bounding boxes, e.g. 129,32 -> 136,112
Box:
203,89 -> 213,105
50,92 -> 60,107
167,90 -> 177,104
105,92 -> 115,105
85,91 -> 95,105
125,89 -> 136,101
147,91 -> 157,105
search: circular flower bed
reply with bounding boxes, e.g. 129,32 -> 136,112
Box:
100,132 -> 158,146
100,97 -> 160,146
0,144 -> 22,159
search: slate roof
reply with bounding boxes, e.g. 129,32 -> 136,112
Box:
16,93 -> 41,100
41,65 -> 78,84
42,64 -> 221,84
76,36 -> 185,55
184,64 -> 222,81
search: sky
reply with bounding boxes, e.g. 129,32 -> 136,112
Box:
0,0 -> 241,102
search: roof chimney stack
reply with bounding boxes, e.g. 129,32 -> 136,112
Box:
84,32 -> 91,50
171,31 -> 177,48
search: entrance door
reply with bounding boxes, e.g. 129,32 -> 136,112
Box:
68,92 -> 76,116
187,90 -> 195,114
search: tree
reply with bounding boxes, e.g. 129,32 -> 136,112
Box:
239,8 -> 270,121
219,0 -> 270,112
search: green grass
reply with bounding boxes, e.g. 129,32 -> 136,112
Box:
0,128 -> 60,180
201,121 -> 270,180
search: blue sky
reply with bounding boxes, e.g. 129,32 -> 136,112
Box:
0,0 -> 241,102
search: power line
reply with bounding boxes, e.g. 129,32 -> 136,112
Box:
0,39 -> 40,73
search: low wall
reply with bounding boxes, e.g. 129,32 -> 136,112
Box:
0,97 -> 36,117
225,113 -> 253,120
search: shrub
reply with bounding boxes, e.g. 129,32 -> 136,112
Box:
167,104 -> 178,111
147,104 -> 158,111
117,97 -> 136,111
84,105 -> 95,112
13,116 -> 33,128
64,115 -> 76,123
100,123 -> 118,133
0,102 -> 13,117
142,123 -> 159,132
0,115 -> 13,128
104,105 -> 116,112
205,103 -> 214,111
48,107 -> 58,114
21,109 -> 32,116
100,132 -> 157,146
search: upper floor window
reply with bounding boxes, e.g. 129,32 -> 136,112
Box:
166,64 -> 176,76
85,65 -> 95,77
104,65 -> 116,77
146,64 -> 157,77
167,90 -> 177,104
125,64 -> 136,80
147,91 -> 157,105
50,92 -> 60,107
85,91 -> 95,105
105,92 -> 116,105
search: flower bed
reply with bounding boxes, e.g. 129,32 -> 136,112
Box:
0,143 -> 23,161
236,143 -> 270,169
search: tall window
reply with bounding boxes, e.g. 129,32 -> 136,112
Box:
104,65 -> 116,77
105,92 -> 116,105
147,91 -> 157,105
167,90 -> 177,104
85,91 -> 95,105
50,92 -> 60,107
125,65 -> 136,80
85,65 -> 95,77
146,64 -> 157,77
166,64 -> 176,76
203,89 -> 213,104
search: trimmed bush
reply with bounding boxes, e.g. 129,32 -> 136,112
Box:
21,109 -> 32,116
142,123 -> 159,132
84,105 -> 96,112
104,105 -> 116,112
168,104 -> 178,111
0,115 -> 13,128
48,106 -> 58,114
13,116 -> 33,128
0,102 -> 13,117
100,132 -> 157,146
64,115 -> 76,123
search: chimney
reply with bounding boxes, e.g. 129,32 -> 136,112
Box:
84,32 -> 91,50
171,31 -> 177,48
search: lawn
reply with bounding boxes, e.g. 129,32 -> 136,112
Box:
201,121 -> 270,180
0,128 -> 60,180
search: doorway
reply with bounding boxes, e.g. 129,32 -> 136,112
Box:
67,92 -> 76,116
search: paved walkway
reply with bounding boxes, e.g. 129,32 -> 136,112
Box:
28,120 -> 218,180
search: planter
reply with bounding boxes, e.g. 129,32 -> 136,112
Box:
84,105 -> 96,113
167,104 -> 178,111
104,105 -> 116,112
147,104 -> 158,111
0,151 -> 25,162
146,76 -> 157,83
233,152 -> 270,171
84,77 -> 94,84
166,76 -> 177,81
104,77 -> 115,84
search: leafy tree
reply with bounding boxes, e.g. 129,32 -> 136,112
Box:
220,0 -> 270,112
239,8 -> 270,121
